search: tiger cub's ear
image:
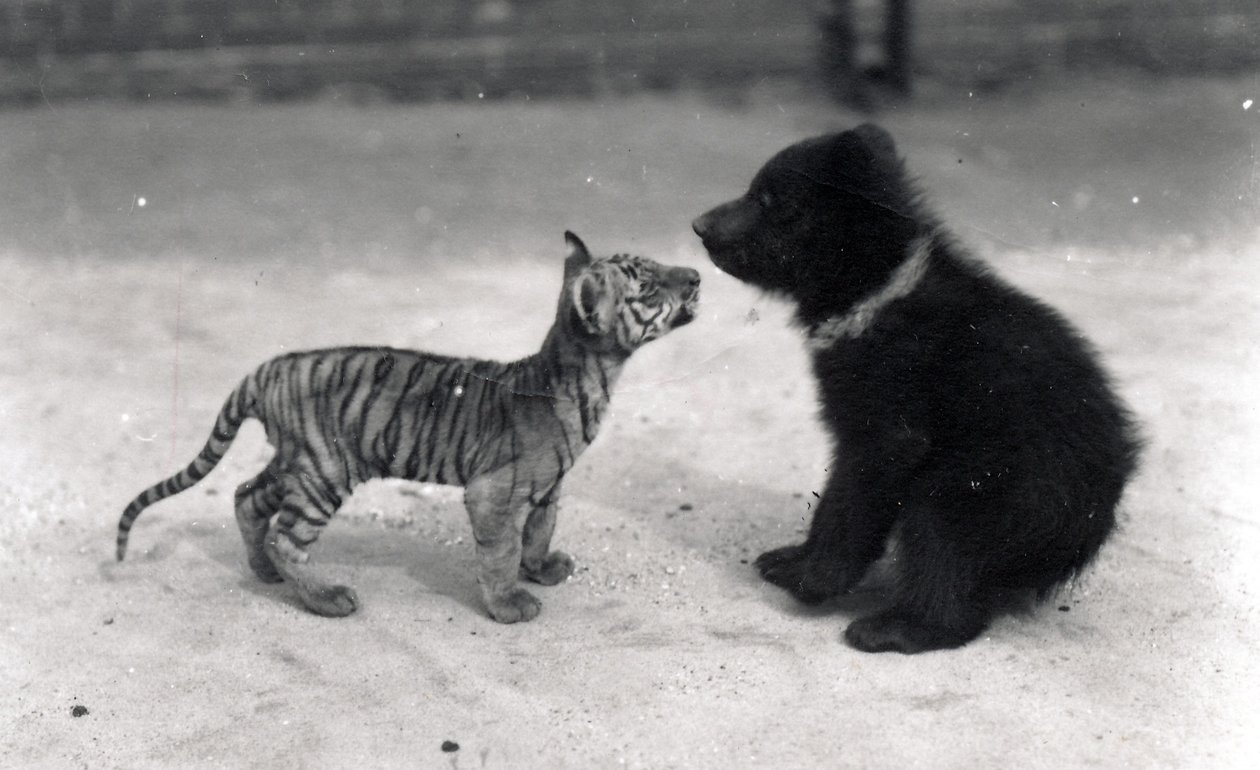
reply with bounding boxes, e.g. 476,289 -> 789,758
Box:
572,269 -> 613,336
563,231 -> 593,281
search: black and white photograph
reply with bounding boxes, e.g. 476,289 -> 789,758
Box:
2,1 -> 1257,767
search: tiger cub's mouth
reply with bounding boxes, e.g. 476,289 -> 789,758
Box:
673,287 -> 700,327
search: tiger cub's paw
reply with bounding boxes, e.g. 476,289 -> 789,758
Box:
300,584 -> 360,618
522,551 -> 576,586
247,551 -> 285,584
487,588 -> 542,624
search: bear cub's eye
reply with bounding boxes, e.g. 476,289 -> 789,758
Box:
757,189 -> 774,209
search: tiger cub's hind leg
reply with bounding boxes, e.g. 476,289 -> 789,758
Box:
234,465 -> 285,583
520,494 -> 575,587
264,479 -> 360,617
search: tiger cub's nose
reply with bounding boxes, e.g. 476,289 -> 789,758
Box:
669,267 -> 701,297
670,267 -> 701,287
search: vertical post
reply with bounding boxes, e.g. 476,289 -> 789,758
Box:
818,0 -> 862,105
884,0 -> 913,95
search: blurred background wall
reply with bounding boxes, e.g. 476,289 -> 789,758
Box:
2,0 -> 1257,105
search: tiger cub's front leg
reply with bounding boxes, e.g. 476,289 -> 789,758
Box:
464,472 -> 543,623
520,490 -> 575,586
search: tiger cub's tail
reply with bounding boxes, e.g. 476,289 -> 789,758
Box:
116,378 -> 254,561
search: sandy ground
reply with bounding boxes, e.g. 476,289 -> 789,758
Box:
2,77 -> 1259,768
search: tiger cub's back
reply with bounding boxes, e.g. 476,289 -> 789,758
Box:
250,347 -> 546,488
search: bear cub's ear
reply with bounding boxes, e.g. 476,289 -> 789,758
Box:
848,123 -> 899,161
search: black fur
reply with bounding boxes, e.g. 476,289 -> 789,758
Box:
693,125 -> 1141,654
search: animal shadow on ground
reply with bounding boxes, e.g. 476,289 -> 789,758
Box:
114,453 -> 922,628
183,494 -> 489,617
586,448 -> 904,623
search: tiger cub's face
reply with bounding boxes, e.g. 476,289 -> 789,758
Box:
564,233 -> 700,354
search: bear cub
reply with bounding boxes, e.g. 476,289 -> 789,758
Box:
693,125 -> 1141,654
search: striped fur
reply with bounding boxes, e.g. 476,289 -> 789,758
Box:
116,232 -> 699,622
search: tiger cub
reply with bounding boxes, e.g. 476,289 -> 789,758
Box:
116,232 -> 700,622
